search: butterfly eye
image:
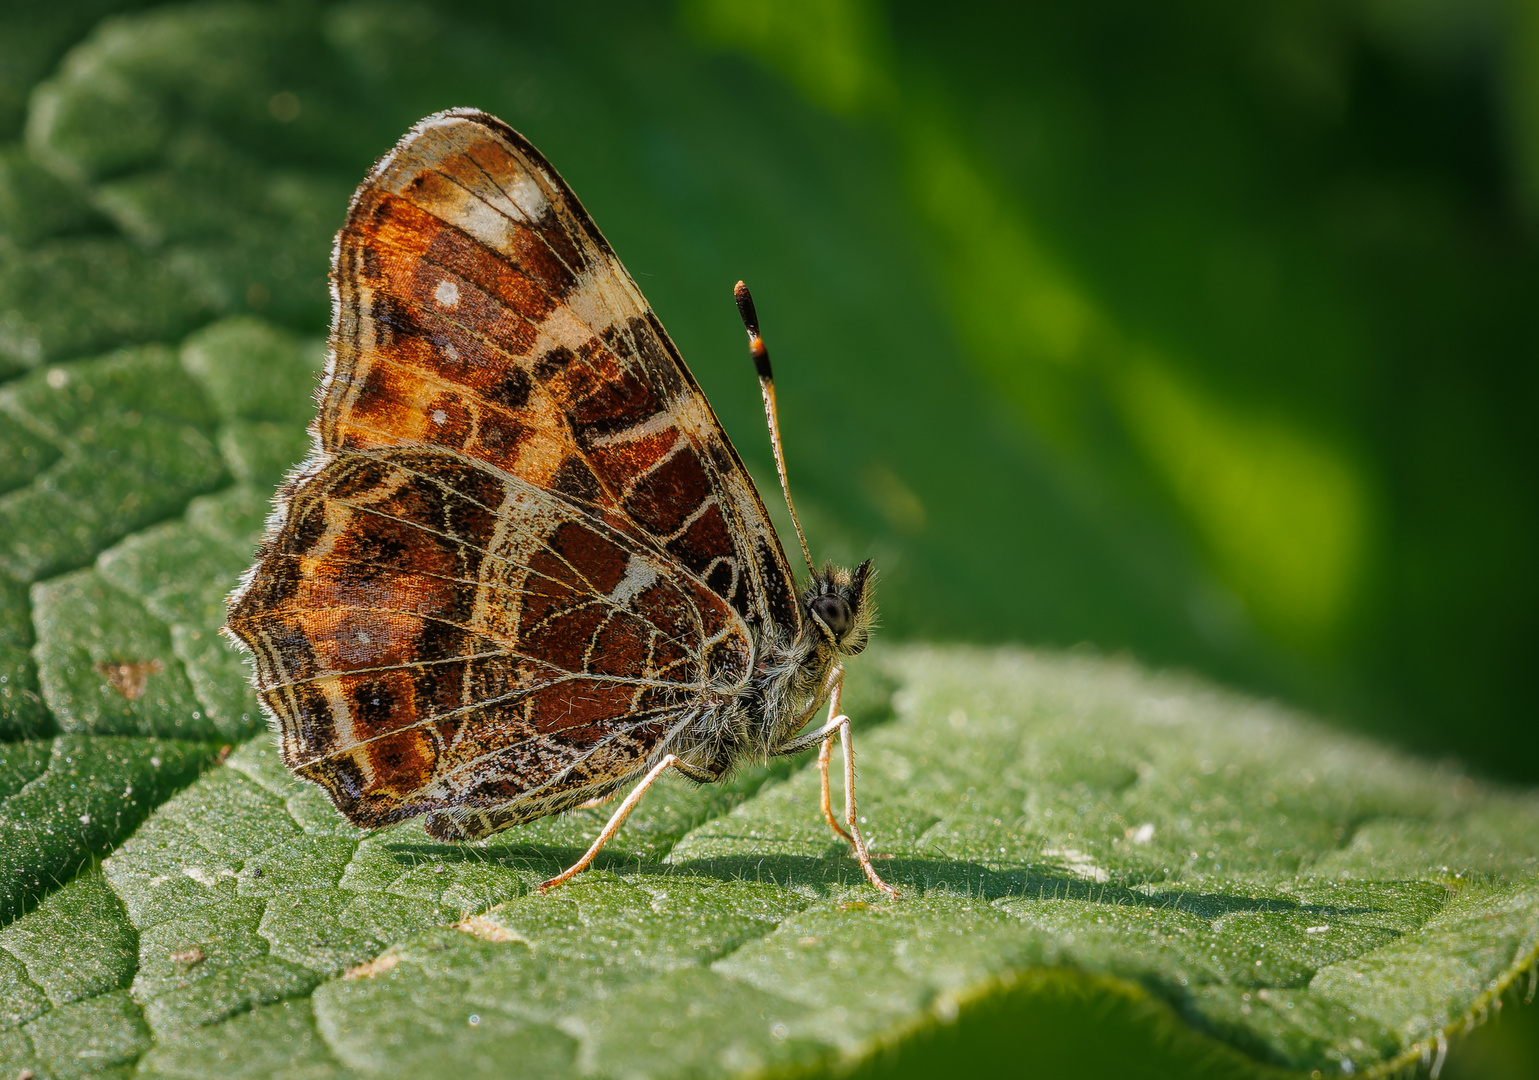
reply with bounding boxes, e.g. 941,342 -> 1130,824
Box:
810,594 -> 853,638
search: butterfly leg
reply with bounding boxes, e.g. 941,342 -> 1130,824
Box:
772,673 -> 864,848
827,716 -> 899,898
537,754 -> 713,892
815,678 -> 856,844
817,733 -> 855,845
772,680 -> 898,899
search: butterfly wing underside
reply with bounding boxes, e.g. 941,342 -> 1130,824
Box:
226,109 -> 800,839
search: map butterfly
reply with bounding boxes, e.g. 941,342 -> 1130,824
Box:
225,109 -> 895,895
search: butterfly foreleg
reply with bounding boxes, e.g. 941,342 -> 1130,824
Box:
829,715 -> 899,898
768,682 -> 855,844
770,673 -> 898,899
536,754 -> 715,892
813,674 -> 857,847
816,733 -> 856,846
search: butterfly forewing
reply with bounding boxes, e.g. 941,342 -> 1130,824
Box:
227,110 -> 798,837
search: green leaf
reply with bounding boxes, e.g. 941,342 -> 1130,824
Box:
0,344 -> 227,582
0,237 -> 216,370
0,305 -> 319,925
0,867 -> 137,1007
0,735 -> 214,923
0,646 -> 1530,1078
0,575 -> 49,738
0,146 -> 102,248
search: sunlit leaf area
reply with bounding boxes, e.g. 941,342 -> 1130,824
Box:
0,1 -> 1535,1077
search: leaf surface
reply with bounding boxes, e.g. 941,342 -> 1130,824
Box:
0,644 -> 1532,1079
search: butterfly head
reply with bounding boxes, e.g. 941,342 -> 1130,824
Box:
805,559 -> 875,656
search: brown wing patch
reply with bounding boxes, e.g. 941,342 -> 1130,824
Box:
228,446 -> 747,828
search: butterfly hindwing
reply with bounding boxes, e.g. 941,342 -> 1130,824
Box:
227,110 -> 798,834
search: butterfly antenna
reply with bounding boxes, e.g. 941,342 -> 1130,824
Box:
735,281 -> 815,576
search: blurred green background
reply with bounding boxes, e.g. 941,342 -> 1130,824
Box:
11,0 -> 1534,788
2,0 -> 1536,1074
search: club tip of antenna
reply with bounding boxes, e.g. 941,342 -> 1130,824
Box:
733,281 -> 760,337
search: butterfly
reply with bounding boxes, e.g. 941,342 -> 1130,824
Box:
224,109 -> 895,896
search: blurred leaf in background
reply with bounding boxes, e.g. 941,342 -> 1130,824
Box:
683,0 -> 1539,786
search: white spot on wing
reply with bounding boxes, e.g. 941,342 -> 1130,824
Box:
507,172 -> 550,221
435,280 -> 461,308
444,192 -> 517,252
562,265 -> 643,330
607,554 -> 659,609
